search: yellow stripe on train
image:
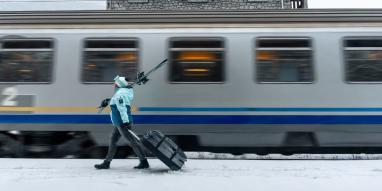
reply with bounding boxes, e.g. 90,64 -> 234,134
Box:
0,106 -> 138,113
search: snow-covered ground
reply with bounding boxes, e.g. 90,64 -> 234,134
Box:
2,155 -> 382,191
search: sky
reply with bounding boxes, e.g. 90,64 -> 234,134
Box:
0,0 -> 382,11
0,0 -> 106,11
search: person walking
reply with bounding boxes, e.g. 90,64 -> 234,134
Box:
94,75 -> 149,170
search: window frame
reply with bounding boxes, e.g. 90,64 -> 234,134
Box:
343,36 -> 382,84
81,37 -> 140,84
168,37 -> 226,84
255,37 -> 315,84
0,38 -> 55,84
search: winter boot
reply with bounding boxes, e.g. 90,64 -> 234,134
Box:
94,161 -> 110,169
134,159 -> 149,169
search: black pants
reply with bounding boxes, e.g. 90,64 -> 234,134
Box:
104,124 -> 146,162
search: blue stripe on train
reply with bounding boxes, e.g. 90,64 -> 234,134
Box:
0,114 -> 382,124
139,107 -> 382,112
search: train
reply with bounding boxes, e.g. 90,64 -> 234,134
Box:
2,10 -> 382,157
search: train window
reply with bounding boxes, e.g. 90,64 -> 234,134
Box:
256,38 -> 313,83
169,37 -> 224,83
0,39 -> 54,83
344,37 -> 382,82
82,38 -> 138,83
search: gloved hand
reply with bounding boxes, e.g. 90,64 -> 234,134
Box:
126,84 -> 133,89
99,98 -> 110,108
120,122 -> 131,129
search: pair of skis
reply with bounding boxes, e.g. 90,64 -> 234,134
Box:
128,59 -> 168,88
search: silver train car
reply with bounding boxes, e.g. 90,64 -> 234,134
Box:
1,10 -> 382,157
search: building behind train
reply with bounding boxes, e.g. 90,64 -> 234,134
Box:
107,0 -> 307,10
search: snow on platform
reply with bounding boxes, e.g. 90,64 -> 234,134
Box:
1,156 -> 382,191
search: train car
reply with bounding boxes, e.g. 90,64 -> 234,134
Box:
2,10 -> 382,157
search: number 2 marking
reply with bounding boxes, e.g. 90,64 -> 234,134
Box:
1,87 -> 18,106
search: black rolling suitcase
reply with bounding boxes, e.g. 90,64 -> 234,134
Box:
140,130 -> 187,170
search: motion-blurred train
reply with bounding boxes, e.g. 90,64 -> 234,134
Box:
1,10 -> 382,157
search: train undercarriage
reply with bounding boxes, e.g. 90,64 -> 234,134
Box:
2,131 -> 382,158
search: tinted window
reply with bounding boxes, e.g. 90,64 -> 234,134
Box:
256,38 -> 313,83
82,38 -> 138,83
169,37 -> 224,83
0,39 -> 54,83
344,37 -> 382,82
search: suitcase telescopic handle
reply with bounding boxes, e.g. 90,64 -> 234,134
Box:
128,129 -> 141,141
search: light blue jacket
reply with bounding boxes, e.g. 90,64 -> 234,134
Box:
109,88 -> 134,125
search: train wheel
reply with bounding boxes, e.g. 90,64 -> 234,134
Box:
0,133 -> 23,157
52,132 -> 96,158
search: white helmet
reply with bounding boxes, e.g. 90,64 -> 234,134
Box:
114,75 -> 129,88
